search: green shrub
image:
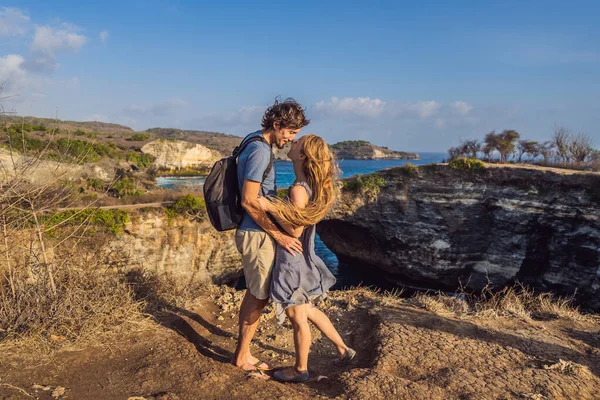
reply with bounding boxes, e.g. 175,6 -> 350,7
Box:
6,131 -> 47,152
277,188 -> 289,199
400,163 -> 418,177
448,158 -> 485,171
126,152 -> 155,168
86,178 -> 105,191
343,174 -> 386,200
127,133 -> 150,141
40,209 -> 130,235
165,194 -> 206,221
110,178 -> 143,198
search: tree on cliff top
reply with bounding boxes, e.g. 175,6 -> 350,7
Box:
516,140 -> 540,162
569,133 -> 594,167
448,139 -> 480,161
484,130 -> 520,163
553,126 -> 571,165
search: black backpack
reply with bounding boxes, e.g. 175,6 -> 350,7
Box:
203,134 -> 274,231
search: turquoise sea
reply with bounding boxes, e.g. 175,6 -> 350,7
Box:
156,152 -> 446,288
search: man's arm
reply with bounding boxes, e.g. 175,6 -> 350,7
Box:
258,185 -> 308,238
241,179 -> 302,255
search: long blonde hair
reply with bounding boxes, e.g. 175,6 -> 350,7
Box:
269,134 -> 339,227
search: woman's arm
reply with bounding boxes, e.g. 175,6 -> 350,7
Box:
259,186 -> 309,238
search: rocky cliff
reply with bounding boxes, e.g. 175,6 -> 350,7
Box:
317,164 -> 600,310
109,209 -> 241,284
141,139 -> 221,172
330,140 -> 420,160
0,149 -> 114,183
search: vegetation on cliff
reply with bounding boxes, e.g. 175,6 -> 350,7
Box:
342,173 -> 386,201
448,126 -> 599,171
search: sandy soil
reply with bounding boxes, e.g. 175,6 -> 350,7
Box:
1,287 -> 599,400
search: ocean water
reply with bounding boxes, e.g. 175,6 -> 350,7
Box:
156,152 -> 446,288
155,175 -> 206,190
278,153 -> 446,288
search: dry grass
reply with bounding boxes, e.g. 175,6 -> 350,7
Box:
0,117 -> 150,354
0,263 -> 144,345
412,283 -> 592,322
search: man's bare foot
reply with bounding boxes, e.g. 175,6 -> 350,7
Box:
232,354 -> 270,371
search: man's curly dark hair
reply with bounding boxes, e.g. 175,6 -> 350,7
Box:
262,97 -> 310,131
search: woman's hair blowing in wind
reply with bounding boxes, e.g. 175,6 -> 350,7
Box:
269,134 -> 340,227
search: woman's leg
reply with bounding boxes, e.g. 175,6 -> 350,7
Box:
307,305 -> 348,357
285,303 -> 311,374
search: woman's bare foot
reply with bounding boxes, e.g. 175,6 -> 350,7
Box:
273,367 -> 310,382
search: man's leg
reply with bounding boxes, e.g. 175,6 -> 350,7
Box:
232,290 -> 268,368
232,230 -> 275,369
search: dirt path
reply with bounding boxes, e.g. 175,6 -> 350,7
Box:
1,287 -> 599,399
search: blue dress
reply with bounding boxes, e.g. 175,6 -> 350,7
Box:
269,181 -> 337,323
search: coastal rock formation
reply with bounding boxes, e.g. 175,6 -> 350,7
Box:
330,140 -> 420,160
273,140 -> 420,161
0,149 -> 114,183
109,209 -> 241,284
141,139 -> 221,171
317,164 -> 600,310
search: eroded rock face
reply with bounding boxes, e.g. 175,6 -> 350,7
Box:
141,139 -> 221,171
0,149 -> 115,183
317,165 -> 600,310
108,210 -> 241,284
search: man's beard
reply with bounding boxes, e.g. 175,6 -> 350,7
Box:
276,141 -> 286,149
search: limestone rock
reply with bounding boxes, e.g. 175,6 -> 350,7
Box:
141,139 -> 221,171
317,164 -> 600,310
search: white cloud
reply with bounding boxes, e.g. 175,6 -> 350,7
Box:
315,97 -> 441,120
121,98 -> 189,118
99,30 -> 109,43
0,7 -> 30,37
0,54 -> 27,95
451,101 -> 473,115
31,25 -> 87,56
408,101 -> 440,118
315,96 -> 386,118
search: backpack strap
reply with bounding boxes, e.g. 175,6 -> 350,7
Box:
232,134 -> 267,157
234,133 -> 275,188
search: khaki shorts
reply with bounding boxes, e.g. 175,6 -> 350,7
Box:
235,230 -> 276,300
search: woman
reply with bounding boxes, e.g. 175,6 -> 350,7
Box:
258,134 -> 356,383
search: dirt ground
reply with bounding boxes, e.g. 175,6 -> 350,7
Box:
1,287 -> 599,400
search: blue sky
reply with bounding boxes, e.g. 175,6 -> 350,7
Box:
1,0 -> 598,152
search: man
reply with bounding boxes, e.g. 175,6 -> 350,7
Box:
232,98 -> 310,371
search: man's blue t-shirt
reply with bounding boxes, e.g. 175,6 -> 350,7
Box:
237,131 -> 276,231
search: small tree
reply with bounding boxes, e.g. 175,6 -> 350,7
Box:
553,126 -> 571,165
483,131 -> 499,162
537,141 -> 555,165
569,133 -> 594,167
462,139 -> 481,159
591,149 -> 600,171
496,130 -> 520,163
447,146 -> 461,161
516,140 -> 539,163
